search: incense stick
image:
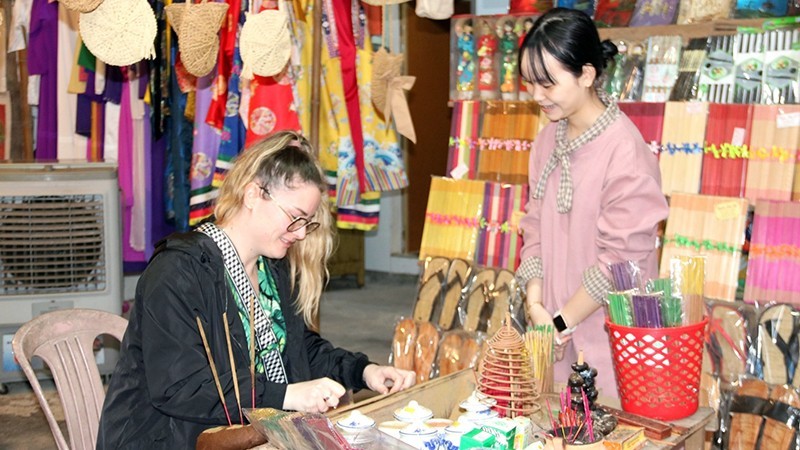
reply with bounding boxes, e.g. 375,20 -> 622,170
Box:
196,316 -> 232,426
222,312 -> 243,424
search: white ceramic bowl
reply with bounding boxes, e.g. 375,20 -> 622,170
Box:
393,400 -> 434,422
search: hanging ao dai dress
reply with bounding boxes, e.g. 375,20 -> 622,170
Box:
319,0 -> 407,230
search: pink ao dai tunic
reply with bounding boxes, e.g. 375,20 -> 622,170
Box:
519,113 -> 669,398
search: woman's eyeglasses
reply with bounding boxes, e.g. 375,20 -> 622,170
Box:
260,186 -> 321,233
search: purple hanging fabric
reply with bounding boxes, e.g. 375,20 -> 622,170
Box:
28,0 -> 58,160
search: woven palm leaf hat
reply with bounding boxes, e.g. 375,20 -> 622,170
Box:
79,0 -> 157,67
165,0 -> 229,77
60,0 -> 104,14
240,0 -> 291,78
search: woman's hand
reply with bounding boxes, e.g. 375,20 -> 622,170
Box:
283,377 -> 346,413
362,364 -> 416,394
527,302 -> 571,362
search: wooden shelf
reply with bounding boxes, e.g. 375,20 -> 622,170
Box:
598,18 -> 768,42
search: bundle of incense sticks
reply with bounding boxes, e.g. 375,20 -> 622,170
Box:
609,261 -> 643,291
618,102 -> 665,156
477,101 -> 539,185
607,291 -> 634,326
733,32 -> 765,104
660,193 -> 748,303
642,35 -> 683,102
744,105 -> 799,203
447,100 -> 481,180
419,176 -> 486,261
698,35 -> 735,103
475,181 -> 529,270
647,278 -> 683,327
700,103 -> 752,198
545,387 -> 596,445
762,29 -> 800,105
670,256 -> 705,325
670,38 -> 708,101
524,325 -> 554,394
632,293 -> 664,328
744,200 -> 800,305
659,101 -> 708,196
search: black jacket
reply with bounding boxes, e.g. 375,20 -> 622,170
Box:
96,231 -> 371,449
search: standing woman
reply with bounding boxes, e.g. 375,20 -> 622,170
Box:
97,131 -> 415,449
515,8 -> 668,397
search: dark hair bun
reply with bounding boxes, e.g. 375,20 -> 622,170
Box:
600,39 -> 619,62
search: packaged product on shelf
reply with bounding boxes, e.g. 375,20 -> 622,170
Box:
698,34 -> 736,103
733,32 -> 765,104
659,101 -> 708,196
478,101 -> 538,184
419,177 -> 486,262
669,37 -> 708,101
474,181 -> 530,271
618,42 -> 647,101
762,28 -> 800,105
476,17 -> 500,101
510,0 -> 554,14
733,0 -> 789,17
677,0 -> 734,24
629,0 -> 680,26
593,0 -> 636,27
556,0 -> 597,18
516,16 -> 537,101
744,200 -> 800,305
452,16 -> 478,101
618,102 -> 665,155
448,100 -> 481,180
700,103 -> 752,198
497,16 -> 521,101
704,298 -> 754,385
604,40 -> 630,100
642,35 -> 683,102
744,106 -> 799,203
659,193 -> 748,303
754,303 -> 800,386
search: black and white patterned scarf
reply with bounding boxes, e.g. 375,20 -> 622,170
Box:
532,90 -> 620,213
197,222 -> 288,383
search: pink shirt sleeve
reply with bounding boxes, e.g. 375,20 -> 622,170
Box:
595,130 -> 669,280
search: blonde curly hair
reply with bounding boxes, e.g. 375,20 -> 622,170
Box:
214,131 -> 333,327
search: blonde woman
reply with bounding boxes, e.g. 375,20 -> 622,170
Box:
98,131 -> 415,449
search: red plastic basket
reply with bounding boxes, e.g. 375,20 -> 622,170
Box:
606,318 -> 708,421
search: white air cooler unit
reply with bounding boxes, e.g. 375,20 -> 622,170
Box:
0,162 -> 123,383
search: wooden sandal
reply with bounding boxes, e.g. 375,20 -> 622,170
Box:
437,259 -> 473,331
729,379 -> 771,450
761,385 -> 800,450
413,321 -> 441,383
485,269 -> 518,336
759,304 -> 798,386
708,303 -> 750,384
412,257 -> 450,322
463,268 -> 497,333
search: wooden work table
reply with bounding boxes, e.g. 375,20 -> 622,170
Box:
328,370 -> 716,449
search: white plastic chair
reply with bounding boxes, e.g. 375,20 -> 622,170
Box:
12,309 -> 128,450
